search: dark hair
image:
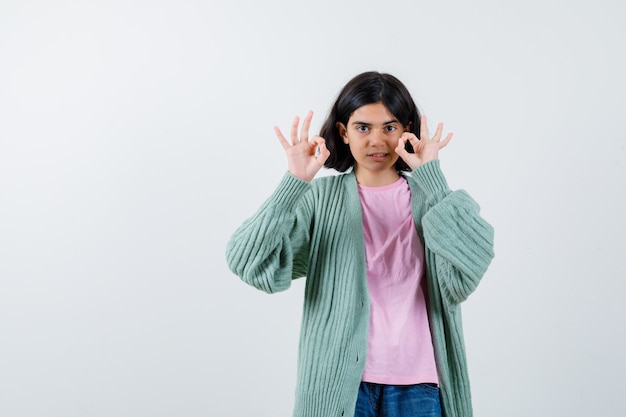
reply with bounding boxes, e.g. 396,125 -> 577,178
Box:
321,71 -> 421,172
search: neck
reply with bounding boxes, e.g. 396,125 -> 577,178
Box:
354,168 -> 400,187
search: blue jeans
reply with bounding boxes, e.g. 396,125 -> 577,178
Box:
354,382 -> 442,417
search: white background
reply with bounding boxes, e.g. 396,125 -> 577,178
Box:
1,0 -> 625,416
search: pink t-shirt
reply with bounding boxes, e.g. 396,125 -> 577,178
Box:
358,176 -> 438,385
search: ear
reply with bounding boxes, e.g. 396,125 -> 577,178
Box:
336,122 -> 349,144
405,121 -> 413,132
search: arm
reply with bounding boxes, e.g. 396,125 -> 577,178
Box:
422,185 -> 495,308
400,118 -> 494,308
226,111 -> 331,293
225,172 -> 312,293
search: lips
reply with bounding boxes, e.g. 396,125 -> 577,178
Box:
367,152 -> 389,161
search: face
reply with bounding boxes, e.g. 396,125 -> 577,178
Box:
337,102 -> 407,186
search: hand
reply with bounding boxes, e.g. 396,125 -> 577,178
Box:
395,115 -> 453,170
275,110 -> 330,182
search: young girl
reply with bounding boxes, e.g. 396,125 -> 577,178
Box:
226,72 -> 495,417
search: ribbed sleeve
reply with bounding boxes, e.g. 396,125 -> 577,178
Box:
423,190 -> 495,308
225,172 -> 311,294
411,159 -> 451,205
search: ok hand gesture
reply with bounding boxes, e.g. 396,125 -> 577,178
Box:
395,116 -> 453,171
275,110 -> 330,182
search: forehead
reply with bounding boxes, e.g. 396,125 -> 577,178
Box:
348,102 -> 398,124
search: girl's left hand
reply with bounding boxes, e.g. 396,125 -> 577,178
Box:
395,115 -> 453,170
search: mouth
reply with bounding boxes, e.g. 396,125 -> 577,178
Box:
367,152 -> 389,161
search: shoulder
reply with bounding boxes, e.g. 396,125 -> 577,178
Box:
303,171 -> 357,210
403,173 -> 424,196
310,170 -> 353,190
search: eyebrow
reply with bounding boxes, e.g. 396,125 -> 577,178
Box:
351,119 -> 399,126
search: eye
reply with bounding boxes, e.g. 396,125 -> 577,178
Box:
384,125 -> 397,132
356,125 -> 369,133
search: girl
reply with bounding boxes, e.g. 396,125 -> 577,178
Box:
226,71 -> 494,417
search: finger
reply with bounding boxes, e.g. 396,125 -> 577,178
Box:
439,132 -> 453,148
290,116 -> 300,143
310,135 -> 325,156
432,122 -> 444,141
396,137 -> 409,158
275,126 -> 291,150
310,135 -> 325,146
300,110 -> 313,143
420,116 -> 429,141
316,141 -> 331,164
405,132 -> 420,148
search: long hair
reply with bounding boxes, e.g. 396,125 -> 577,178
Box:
321,71 -> 421,172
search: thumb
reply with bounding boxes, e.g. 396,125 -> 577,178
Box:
316,141 -> 331,164
395,138 -> 410,160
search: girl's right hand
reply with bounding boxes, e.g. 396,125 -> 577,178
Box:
275,110 -> 330,182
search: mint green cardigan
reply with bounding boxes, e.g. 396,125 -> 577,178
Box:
226,160 -> 495,417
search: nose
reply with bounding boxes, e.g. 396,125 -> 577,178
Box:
370,128 -> 386,145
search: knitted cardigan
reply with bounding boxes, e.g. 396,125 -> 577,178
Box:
226,160 -> 495,417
